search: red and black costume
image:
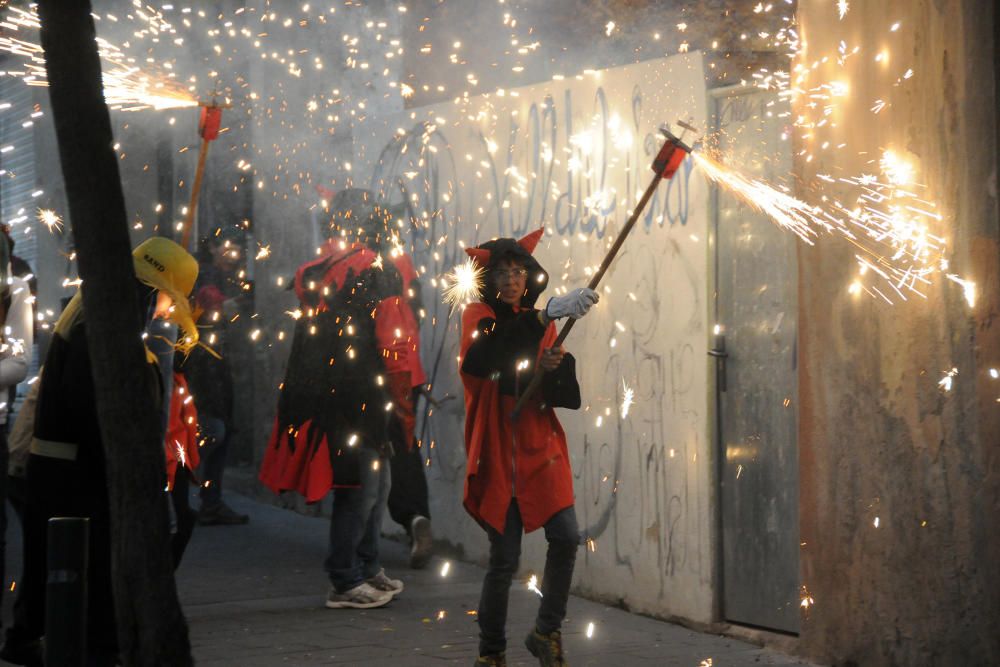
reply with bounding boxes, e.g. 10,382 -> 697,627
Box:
460,229 -> 583,659
259,239 -> 401,499
460,229 -> 580,533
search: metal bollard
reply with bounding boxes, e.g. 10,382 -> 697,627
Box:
45,517 -> 89,667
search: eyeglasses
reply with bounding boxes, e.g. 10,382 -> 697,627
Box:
492,268 -> 528,280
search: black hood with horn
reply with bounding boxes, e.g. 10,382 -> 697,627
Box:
466,228 -> 549,310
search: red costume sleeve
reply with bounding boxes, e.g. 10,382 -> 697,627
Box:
165,372 -> 200,489
460,303 -> 496,480
374,295 -> 413,375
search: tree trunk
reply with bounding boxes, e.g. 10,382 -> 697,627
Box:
36,3 -> 193,665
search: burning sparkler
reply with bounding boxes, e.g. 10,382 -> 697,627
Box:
442,257 -> 485,311
36,208 -> 62,232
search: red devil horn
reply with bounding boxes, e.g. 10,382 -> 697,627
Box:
518,227 -> 544,254
465,247 -> 491,267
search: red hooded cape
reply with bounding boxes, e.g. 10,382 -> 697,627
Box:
259,239 -> 400,501
459,228 -> 576,534
460,304 -> 575,533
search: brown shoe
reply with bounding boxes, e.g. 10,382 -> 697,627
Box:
409,515 -> 433,568
473,652 -> 506,667
524,628 -> 568,666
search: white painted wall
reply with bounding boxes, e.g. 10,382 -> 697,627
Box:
357,52 -> 714,623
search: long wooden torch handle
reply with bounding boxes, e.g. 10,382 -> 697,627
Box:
511,168 -> 665,419
180,137 -> 211,250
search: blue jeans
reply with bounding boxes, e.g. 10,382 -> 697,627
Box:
477,501 -> 579,656
324,448 -> 391,592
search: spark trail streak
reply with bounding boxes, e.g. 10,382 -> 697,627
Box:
620,379 -> 634,419
0,6 -> 197,111
693,151 -> 964,303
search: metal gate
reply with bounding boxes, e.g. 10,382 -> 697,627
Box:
710,87 -> 799,633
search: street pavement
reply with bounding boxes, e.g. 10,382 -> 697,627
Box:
176,492 -> 815,666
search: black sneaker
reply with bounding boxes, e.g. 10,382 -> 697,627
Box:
524,628 -> 568,666
409,515 -> 433,569
473,652 -> 506,667
197,501 -> 250,526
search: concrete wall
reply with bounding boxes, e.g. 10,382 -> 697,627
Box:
795,0 -> 1000,664
356,53 -> 717,623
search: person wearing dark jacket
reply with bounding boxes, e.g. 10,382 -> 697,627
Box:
460,229 -> 598,667
381,247 -> 435,569
11,237 -> 198,666
260,190 -> 408,609
182,227 -> 249,526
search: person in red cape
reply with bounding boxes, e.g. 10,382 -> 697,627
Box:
259,188 -> 406,610
460,228 -> 598,667
316,186 -> 434,564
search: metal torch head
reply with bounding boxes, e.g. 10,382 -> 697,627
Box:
652,125 -> 695,180
660,125 -> 695,153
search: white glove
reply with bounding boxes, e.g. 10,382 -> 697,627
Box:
545,288 -> 599,320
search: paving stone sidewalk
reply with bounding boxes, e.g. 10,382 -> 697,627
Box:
177,492 -> 815,666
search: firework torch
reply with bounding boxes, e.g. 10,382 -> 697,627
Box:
179,97 -> 229,249
511,121 -> 697,420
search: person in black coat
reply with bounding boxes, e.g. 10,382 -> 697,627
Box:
10,237 -> 198,666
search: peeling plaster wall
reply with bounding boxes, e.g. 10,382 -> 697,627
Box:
795,1 -> 1000,664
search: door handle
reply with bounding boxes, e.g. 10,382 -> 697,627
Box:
709,333 -> 728,392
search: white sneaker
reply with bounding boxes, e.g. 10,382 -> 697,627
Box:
365,568 -> 404,597
325,582 -> 393,609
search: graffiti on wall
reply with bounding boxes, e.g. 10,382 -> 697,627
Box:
358,52 -> 713,619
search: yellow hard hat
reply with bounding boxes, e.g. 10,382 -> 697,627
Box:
132,236 -> 199,351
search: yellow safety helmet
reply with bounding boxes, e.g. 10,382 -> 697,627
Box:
132,236 -> 199,351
